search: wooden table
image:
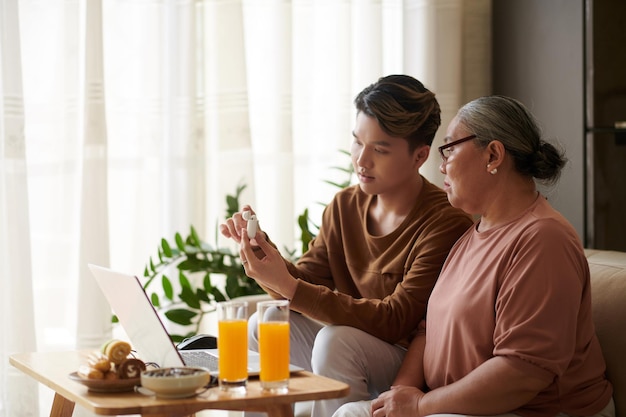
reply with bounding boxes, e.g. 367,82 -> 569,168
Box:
9,351 -> 350,417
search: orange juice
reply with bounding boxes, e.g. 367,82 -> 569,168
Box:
218,319 -> 248,382
259,321 -> 290,382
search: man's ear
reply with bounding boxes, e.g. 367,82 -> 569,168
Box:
414,145 -> 430,169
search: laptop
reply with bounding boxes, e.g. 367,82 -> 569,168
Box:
88,263 -> 302,376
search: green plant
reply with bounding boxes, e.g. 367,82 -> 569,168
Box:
141,184 -> 265,342
143,151 -> 353,342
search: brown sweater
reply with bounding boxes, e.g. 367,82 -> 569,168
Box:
283,178 -> 473,346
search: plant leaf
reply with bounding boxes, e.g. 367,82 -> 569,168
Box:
196,288 -> 210,303
180,287 -> 201,309
164,308 -> 197,325
162,238 -> 172,257
225,272 -> 240,299
225,183 -> 246,219
203,273 -> 213,293
179,280 -> 201,309
150,292 -> 161,307
179,271 -> 192,289
188,226 -> 199,247
162,275 -> 173,300
297,209 -> 316,254
323,179 -> 349,189
175,232 -> 185,251
211,287 -> 227,303
332,166 -> 353,174
177,258 -> 212,272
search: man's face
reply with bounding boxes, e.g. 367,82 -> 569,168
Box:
350,113 -> 424,197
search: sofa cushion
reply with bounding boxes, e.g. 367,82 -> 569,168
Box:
585,249 -> 626,416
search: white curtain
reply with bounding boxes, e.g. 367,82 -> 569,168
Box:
0,1 -> 491,416
0,0 -> 40,416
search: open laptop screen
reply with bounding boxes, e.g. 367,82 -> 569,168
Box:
88,264 -> 186,368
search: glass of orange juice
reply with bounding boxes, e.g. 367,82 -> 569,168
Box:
217,300 -> 248,392
257,299 -> 290,393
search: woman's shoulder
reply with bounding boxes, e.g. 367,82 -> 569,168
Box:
513,197 -> 584,255
525,196 -> 578,234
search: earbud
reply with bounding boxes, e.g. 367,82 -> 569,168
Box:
242,210 -> 258,238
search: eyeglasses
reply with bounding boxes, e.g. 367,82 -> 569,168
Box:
438,134 -> 477,161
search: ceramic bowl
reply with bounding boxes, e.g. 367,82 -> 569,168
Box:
141,367 -> 211,398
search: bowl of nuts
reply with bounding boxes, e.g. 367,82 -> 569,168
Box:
140,367 -> 212,398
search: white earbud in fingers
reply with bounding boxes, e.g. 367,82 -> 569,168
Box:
242,210 -> 258,238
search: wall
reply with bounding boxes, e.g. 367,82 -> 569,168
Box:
492,0 -> 585,241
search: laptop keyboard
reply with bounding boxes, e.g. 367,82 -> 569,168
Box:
180,350 -> 219,371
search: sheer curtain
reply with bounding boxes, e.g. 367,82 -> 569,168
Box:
0,1 -> 491,416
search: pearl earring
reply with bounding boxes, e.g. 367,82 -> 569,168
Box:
487,164 -> 497,175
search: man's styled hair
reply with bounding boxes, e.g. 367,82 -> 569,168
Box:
354,75 -> 441,151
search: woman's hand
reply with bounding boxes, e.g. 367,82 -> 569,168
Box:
372,357 -> 551,417
371,386 -> 425,417
239,228 -> 297,300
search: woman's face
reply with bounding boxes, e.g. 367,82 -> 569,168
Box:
439,117 -> 491,214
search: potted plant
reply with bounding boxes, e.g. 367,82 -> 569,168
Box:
140,184 -> 269,342
141,151 -> 353,342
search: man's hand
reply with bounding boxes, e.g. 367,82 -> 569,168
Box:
240,228 -> 297,300
219,205 -> 260,244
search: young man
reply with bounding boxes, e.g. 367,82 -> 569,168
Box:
220,75 -> 473,417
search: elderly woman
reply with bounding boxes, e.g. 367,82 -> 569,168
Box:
335,96 -> 614,417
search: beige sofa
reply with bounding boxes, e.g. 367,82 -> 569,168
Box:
586,249 -> 626,416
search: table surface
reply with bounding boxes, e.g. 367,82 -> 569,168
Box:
10,350 -> 350,417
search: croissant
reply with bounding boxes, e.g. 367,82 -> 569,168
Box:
77,364 -> 104,380
87,353 -> 112,372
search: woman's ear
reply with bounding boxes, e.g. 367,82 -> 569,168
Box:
486,140 -> 505,168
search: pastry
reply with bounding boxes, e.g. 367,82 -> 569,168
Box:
104,340 -> 132,365
87,353 -> 112,373
117,358 -> 146,379
77,364 -> 104,380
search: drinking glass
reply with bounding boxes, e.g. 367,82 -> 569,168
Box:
257,299 -> 290,393
217,300 -> 249,392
